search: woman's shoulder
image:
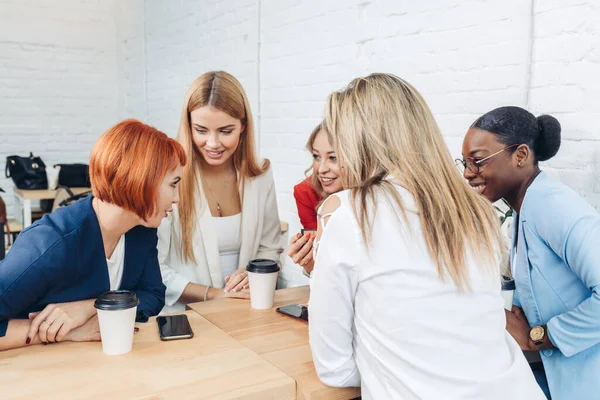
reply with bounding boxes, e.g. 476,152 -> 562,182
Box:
128,225 -> 159,243
249,160 -> 274,184
523,171 -> 598,233
35,195 -> 94,237
316,191 -> 362,247
524,171 -> 595,216
318,190 -> 353,218
294,177 -> 321,200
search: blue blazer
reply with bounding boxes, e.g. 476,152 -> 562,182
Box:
512,171 -> 600,399
0,195 -> 165,337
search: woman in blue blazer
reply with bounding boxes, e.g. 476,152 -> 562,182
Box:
0,119 -> 186,351
459,106 -> 600,399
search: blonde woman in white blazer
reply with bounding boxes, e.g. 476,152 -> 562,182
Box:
158,71 -> 283,313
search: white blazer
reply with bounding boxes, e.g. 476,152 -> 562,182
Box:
158,166 -> 283,313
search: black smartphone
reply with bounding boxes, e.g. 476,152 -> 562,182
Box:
300,229 -> 316,236
276,304 -> 309,322
157,314 -> 194,341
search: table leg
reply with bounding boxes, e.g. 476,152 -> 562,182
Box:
23,199 -> 32,228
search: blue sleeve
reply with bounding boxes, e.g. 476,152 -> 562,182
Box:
132,232 -> 166,322
529,188 -> 600,357
0,225 -> 65,336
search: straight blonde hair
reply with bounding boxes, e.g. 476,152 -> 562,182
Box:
324,73 -> 503,290
303,122 -> 326,198
177,71 -> 268,263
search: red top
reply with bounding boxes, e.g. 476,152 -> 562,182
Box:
293,177 -> 323,230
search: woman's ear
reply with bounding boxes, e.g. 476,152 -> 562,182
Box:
514,144 -> 531,166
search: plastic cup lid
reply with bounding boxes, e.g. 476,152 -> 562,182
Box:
94,290 -> 139,311
501,275 -> 515,291
246,259 -> 280,274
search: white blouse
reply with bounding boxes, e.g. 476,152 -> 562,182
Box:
212,213 -> 241,280
106,235 -> 125,291
308,184 -> 545,400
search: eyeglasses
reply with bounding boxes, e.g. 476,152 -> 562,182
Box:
455,144 -> 520,175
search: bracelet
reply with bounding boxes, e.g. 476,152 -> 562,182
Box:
203,285 -> 211,302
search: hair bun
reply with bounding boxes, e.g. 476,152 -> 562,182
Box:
535,115 -> 561,161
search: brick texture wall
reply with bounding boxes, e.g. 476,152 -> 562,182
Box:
2,0 -> 598,285
0,0 -> 145,219
144,0 -> 259,136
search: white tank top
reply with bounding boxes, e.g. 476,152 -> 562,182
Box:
212,213 -> 242,280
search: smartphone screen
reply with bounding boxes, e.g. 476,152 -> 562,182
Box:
157,314 -> 194,341
276,304 -> 309,322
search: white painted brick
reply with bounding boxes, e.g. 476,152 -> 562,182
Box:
3,0 -> 598,288
0,0 -> 145,219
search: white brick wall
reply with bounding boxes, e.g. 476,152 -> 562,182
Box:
529,0 -> 600,206
0,0 -> 145,219
2,0 -> 599,286
256,0 -> 600,285
144,0 -> 259,137
117,0 -> 147,121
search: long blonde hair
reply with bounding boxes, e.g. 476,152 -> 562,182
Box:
324,73 -> 503,289
177,71 -> 269,262
303,122 -> 325,197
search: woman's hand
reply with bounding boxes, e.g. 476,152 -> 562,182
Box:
505,306 -> 536,352
27,299 -> 96,344
63,315 -> 101,343
288,232 -> 316,274
224,268 -> 249,292
208,287 -> 250,301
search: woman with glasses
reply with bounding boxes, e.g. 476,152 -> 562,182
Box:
459,106 -> 600,400
308,75 -> 543,399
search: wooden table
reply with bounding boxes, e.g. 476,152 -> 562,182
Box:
13,187 -> 90,228
0,311 -> 295,400
189,286 -> 361,400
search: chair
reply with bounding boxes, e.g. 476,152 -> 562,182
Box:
0,221 -> 4,261
52,186 -> 92,213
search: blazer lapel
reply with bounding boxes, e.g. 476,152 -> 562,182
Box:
120,231 -> 138,289
510,213 -> 519,277
238,176 -> 258,269
516,211 -> 542,326
88,197 -> 111,291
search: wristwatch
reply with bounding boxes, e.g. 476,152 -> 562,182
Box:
530,325 -> 546,348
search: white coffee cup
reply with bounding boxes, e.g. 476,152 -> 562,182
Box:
246,259 -> 280,309
94,290 -> 139,355
501,275 -> 515,311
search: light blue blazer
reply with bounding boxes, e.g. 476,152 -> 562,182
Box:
512,171 -> 600,399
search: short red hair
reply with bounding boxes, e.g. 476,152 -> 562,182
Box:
90,119 -> 186,220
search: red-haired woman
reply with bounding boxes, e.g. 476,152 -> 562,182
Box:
0,119 -> 185,351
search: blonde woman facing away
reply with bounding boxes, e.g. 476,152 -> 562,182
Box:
308,73 -> 545,399
158,71 -> 283,313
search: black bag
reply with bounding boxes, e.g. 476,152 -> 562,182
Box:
54,164 -> 91,188
54,186 -> 92,210
5,153 -> 48,190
